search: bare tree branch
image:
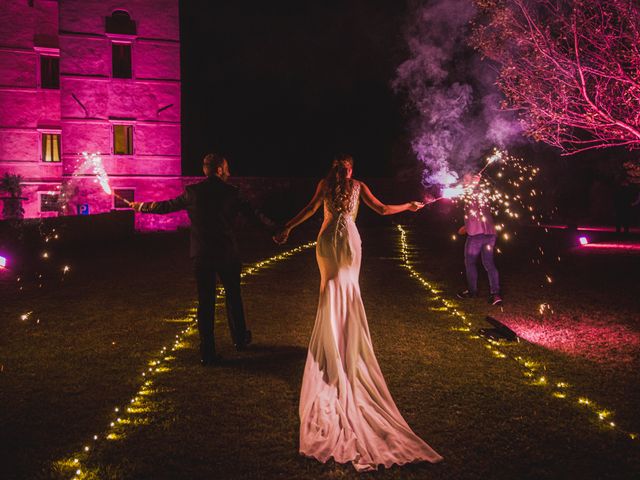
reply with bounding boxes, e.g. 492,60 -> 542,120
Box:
471,0 -> 640,153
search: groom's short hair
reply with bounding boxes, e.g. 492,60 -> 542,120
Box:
203,153 -> 226,170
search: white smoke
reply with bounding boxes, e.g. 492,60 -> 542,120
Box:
393,0 -> 523,188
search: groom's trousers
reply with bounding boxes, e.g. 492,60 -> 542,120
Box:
193,256 -> 247,357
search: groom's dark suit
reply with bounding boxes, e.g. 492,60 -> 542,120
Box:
138,175 -> 275,360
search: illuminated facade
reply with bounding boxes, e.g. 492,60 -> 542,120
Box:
0,0 -> 185,230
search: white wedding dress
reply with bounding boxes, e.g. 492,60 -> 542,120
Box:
299,180 -> 443,472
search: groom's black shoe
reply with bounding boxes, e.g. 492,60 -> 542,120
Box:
201,353 -> 223,366
235,330 -> 252,351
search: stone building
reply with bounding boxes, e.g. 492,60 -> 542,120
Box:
0,0 -> 185,230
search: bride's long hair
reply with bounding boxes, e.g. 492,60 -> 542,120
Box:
325,153 -> 354,212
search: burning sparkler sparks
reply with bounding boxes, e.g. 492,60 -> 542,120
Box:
71,153 -> 131,207
79,152 -> 112,195
538,303 -> 554,315
430,148 -> 511,203
435,150 -> 542,239
441,185 -> 467,200
477,148 -> 504,175
435,148 -> 557,316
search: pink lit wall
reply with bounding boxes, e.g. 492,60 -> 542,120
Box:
0,0 -> 184,231
0,0 -> 61,219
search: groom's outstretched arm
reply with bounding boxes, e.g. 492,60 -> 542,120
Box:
133,190 -> 190,214
237,191 -> 278,234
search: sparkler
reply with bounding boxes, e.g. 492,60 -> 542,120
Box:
437,150 -> 542,234
79,152 -> 111,194
429,149 -> 506,204
477,149 -> 503,176
113,192 -> 132,207
441,185 -> 468,199
75,153 -> 132,207
0,255 -> 6,269
426,185 -> 469,204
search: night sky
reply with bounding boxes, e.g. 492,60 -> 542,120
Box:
179,1 -> 410,178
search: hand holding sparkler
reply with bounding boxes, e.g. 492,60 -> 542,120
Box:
408,201 -> 425,211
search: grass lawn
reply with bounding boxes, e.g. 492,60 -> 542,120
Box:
1,220 -> 639,479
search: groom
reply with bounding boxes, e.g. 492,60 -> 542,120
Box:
131,153 -> 276,365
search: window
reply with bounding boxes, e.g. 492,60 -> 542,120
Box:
40,193 -> 59,212
112,43 -> 132,78
113,124 -> 133,155
41,133 -> 61,162
113,188 -> 134,209
40,55 -> 59,89
106,10 -> 137,35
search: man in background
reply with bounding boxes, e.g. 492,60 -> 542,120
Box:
456,174 -> 503,306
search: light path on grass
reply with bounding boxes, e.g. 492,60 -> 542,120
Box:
395,224 -> 639,444
53,227 -> 638,479
53,241 -> 316,480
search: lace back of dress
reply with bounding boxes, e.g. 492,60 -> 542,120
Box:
326,180 -> 360,218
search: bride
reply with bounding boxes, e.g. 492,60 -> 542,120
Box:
275,154 -> 443,472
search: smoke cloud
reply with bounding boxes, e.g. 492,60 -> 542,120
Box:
393,0 -> 523,188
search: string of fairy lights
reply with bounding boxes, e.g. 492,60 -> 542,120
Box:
54,240 -> 316,480
41,147 -> 634,478
396,223 -> 638,443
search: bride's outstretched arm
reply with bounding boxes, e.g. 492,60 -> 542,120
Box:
360,182 -> 424,215
274,180 -> 325,243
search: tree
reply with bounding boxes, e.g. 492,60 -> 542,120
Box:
0,173 -> 25,220
471,0 -> 640,156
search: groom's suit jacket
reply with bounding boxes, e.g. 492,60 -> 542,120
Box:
140,176 -> 275,260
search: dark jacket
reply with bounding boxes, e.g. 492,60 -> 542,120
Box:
140,176 -> 275,260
